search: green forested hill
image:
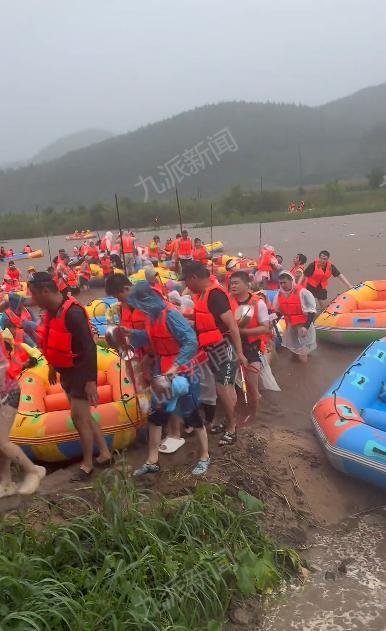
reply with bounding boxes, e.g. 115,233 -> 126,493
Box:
31,128 -> 114,164
1,83 -> 386,212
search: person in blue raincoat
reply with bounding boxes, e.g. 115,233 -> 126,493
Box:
123,281 -> 210,477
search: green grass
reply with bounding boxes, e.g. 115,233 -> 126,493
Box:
0,471 -> 301,630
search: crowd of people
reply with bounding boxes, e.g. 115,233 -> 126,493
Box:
0,229 -> 352,497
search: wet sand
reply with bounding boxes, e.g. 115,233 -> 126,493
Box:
1,211 -> 386,524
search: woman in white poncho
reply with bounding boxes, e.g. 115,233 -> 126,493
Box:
273,271 -> 317,363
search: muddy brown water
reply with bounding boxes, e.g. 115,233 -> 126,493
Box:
2,212 -> 386,630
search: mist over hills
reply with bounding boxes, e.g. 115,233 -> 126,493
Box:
31,128 -> 114,164
1,83 -> 386,213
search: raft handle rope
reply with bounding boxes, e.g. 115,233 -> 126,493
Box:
331,340 -> 377,421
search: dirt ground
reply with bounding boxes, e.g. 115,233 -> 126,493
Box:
1,212 -> 386,536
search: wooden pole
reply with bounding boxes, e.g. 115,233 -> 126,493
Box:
115,193 -> 127,276
175,187 -> 183,234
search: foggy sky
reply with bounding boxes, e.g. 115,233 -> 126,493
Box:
1,0 -> 386,164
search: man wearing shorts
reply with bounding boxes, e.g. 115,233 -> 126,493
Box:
28,272 -> 111,481
303,250 -> 351,312
229,271 -> 270,416
184,262 -> 247,446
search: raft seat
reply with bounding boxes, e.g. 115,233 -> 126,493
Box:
356,301 -> 386,311
44,371 -> 112,412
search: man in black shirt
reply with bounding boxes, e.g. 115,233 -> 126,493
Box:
303,250 -> 351,312
28,273 -> 111,480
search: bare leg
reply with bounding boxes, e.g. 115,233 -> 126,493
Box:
147,424 -> 163,464
70,398 -> 96,472
194,427 -> 209,461
216,383 -> 237,433
297,353 -> 308,364
243,367 -> 261,415
0,404 -> 46,495
167,413 -> 181,439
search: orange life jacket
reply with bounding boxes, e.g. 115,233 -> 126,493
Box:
3,278 -> 21,293
258,248 -> 274,272
192,245 -> 208,265
86,246 -> 99,259
79,261 -> 91,281
0,336 -> 30,381
148,240 -> 160,259
122,236 -> 134,254
100,238 -> 108,252
38,297 -> 91,368
290,263 -> 305,277
230,293 -> 268,351
306,260 -> 332,290
6,250 -> 14,257
176,238 -> 193,258
119,303 -> 148,330
278,286 -> 307,326
57,264 -> 77,290
79,245 -> 87,257
164,241 -> 173,257
194,283 -> 229,348
5,306 -> 32,332
101,257 -> 113,276
145,308 -> 183,373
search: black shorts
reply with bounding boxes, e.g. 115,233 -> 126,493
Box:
207,340 -> 238,386
306,284 -> 327,300
148,407 -> 204,429
60,375 -> 88,401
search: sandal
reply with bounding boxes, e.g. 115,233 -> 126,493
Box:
209,423 -> 225,434
219,431 -> 237,447
70,468 -> 93,482
192,458 -> 211,476
133,462 -> 160,477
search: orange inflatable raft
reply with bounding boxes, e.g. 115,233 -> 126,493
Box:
10,346 -> 146,462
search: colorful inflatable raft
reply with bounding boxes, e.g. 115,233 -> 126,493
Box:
86,297 -> 119,340
312,338 -> 386,489
0,250 -> 43,262
66,231 -> 96,241
315,281 -> 386,346
10,346 -> 145,462
129,267 -> 178,284
86,263 -> 124,287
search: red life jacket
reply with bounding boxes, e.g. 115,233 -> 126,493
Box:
79,261 -> 91,281
164,242 -> 173,257
194,283 -> 229,349
5,306 -> 32,336
6,250 -> 14,257
0,336 -> 30,381
38,297 -> 91,368
258,248 -> 274,272
57,263 -> 76,290
145,308 -> 181,373
100,238 -> 108,252
177,238 -> 193,258
122,236 -> 134,254
119,303 -> 147,330
192,246 -> 208,265
278,286 -> 307,326
3,278 -> 21,293
101,257 -> 113,276
86,246 -> 99,259
79,245 -> 87,257
290,263 -> 305,277
148,240 -> 160,259
7,267 -> 20,281
230,293 -> 268,350
306,260 -> 332,290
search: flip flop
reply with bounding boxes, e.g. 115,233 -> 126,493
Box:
158,437 -> 186,454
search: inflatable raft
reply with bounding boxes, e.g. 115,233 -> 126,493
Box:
129,267 -> 178,284
86,263 -> 124,287
10,346 -> 145,462
86,297 -> 119,340
66,232 -> 96,241
312,338 -> 386,489
315,281 -> 386,346
0,250 -> 43,262
205,241 -> 224,254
